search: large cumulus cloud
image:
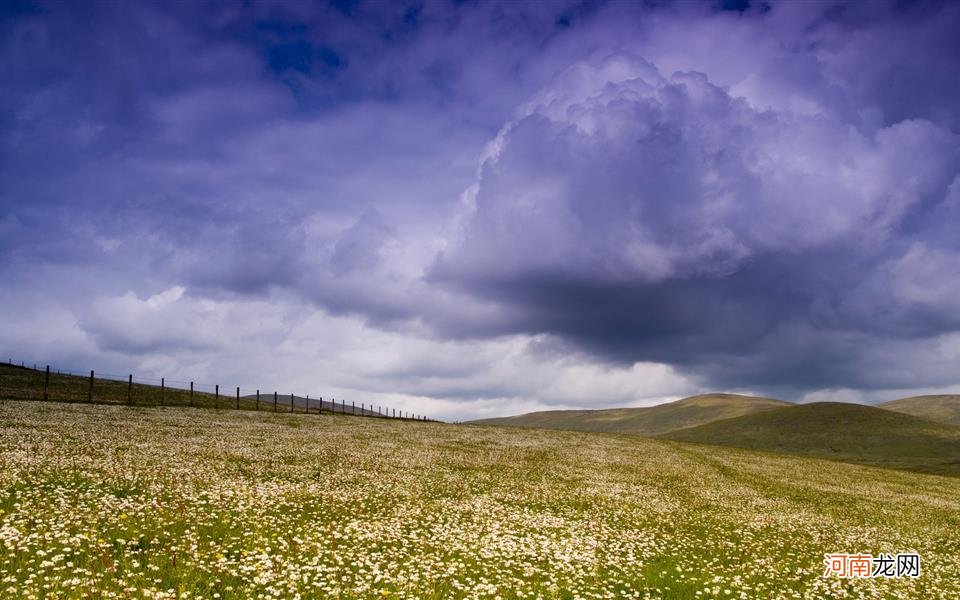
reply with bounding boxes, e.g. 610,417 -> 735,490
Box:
432,51 -> 960,393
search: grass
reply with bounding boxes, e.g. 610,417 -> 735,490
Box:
0,363 -> 389,417
1,400 -> 959,598
661,402 -> 960,477
469,393 -> 789,436
881,395 -> 960,428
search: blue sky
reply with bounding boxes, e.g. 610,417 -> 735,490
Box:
2,0 -> 960,420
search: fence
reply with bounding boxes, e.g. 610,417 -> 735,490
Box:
0,359 -> 435,422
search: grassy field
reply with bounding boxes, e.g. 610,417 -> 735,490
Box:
1,401 -> 959,598
469,394 -> 789,436
660,402 -> 960,477
881,395 -> 960,428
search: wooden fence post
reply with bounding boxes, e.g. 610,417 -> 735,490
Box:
88,370 -> 94,403
306,394 -> 310,414
215,384 -> 219,408
127,374 -> 132,405
352,400 -> 355,415
161,378 -> 165,406
43,365 -> 49,401
273,391 -> 277,412
393,408 -> 395,418
236,386 -> 240,410
256,389 -> 260,411
190,381 -> 194,407
361,403 -> 364,416
319,396 -> 323,415
290,393 -> 294,413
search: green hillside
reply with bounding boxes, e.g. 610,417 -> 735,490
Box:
470,393 -> 790,436
880,394 -> 960,427
661,401 -> 960,476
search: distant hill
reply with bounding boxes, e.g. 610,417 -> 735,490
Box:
469,393 -> 790,436
661,402 -> 960,476
880,395 -> 960,428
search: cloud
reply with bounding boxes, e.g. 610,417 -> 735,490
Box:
330,208 -> 394,275
81,287 -> 216,355
440,54 -> 958,282
431,51 -> 960,393
2,0 -> 960,417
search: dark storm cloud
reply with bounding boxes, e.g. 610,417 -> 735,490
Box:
2,0 -> 960,413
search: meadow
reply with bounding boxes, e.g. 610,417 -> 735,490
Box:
1,400 -> 959,599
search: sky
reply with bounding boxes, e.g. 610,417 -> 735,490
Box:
2,0 -> 960,421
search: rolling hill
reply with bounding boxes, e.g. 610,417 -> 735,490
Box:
660,401 -> 960,476
470,393 -> 790,436
880,394 -> 960,428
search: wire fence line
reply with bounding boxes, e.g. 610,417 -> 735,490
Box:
0,358 -> 436,422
